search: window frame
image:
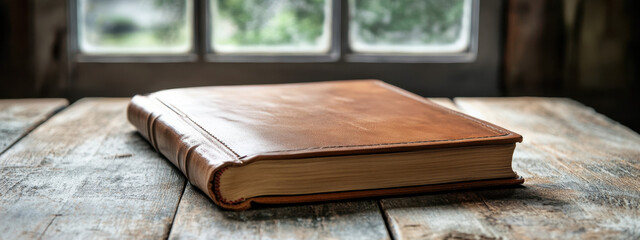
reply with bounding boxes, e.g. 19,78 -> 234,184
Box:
204,0 -> 341,63
68,0 -> 477,63
345,0 -> 479,63
69,0 -> 199,63
62,0 -> 505,101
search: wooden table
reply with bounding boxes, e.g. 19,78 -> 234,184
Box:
1,97 -> 638,239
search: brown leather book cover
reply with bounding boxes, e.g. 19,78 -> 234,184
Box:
127,80 -> 523,210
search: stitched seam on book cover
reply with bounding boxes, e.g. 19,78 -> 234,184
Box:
258,134 -> 511,154
152,96 -> 241,158
152,90 -> 512,158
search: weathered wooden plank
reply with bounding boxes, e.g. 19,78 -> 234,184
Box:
381,97 -> 640,239
168,184 -> 390,240
0,98 -> 186,239
452,97 -> 640,239
0,99 -> 67,154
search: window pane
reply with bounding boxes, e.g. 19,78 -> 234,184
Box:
78,0 -> 192,54
349,0 -> 472,54
211,0 -> 331,54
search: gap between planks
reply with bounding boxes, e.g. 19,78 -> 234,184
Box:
0,98 -> 187,239
166,181 -> 188,240
0,99 -> 68,157
372,98 -> 454,240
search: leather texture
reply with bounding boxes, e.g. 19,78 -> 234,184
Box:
127,80 -> 523,210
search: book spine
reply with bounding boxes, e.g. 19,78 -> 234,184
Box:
127,95 -> 246,209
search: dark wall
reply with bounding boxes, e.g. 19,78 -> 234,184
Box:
0,0 -> 34,98
504,0 -> 640,131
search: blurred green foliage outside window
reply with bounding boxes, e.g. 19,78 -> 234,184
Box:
77,0 -> 471,55
350,0 -> 470,53
212,0 -> 331,54
79,0 -> 192,54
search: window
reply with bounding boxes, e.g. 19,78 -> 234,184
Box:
66,0 -> 501,99
211,0 -> 332,54
78,0 -> 193,54
349,0 -> 472,54
73,0 -> 478,62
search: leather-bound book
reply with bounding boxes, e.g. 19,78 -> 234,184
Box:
127,80 -> 523,210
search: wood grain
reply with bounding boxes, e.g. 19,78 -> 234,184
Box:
0,99 -> 67,154
0,98 -> 186,239
381,97 -> 640,239
168,184 -> 390,240
455,97 -> 640,238
2,97 -> 638,239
